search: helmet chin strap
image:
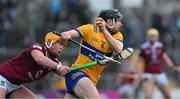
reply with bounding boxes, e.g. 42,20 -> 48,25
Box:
106,18 -> 115,29
45,40 -> 53,48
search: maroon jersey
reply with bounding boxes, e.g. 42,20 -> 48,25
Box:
139,41 -> 165,73
0,43 -> 59,85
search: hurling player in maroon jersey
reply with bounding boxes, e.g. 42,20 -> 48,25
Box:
139,28 -> 180,99
0,32 -> 70,98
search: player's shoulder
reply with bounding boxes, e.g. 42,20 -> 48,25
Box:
154,41 -> 164,47
21,43 -> 44,56
141,42 -> 150,49
83,24 -> 93,27
77,24 -> 94,37
114,31 -> 123,35
79,24 -> 93,29
141,41 -> 164,49
30,43 -> 47,55
113,32 -> 123,41
32,43 -> 43,50
114,32 -> 123,37
77,24 -> 94,34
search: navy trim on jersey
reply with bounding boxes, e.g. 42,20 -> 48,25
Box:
75,29 -> 82,37
80,41 -> 113,62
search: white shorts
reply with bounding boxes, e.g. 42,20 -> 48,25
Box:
0,75 -> 22,94
144,73 -> 169,85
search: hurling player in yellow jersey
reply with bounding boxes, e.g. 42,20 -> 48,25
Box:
61,9 -> 124,98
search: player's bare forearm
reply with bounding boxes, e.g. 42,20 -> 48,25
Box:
103,30 -> 123,53
162,52 -> 175,69
31,50 -> 59,69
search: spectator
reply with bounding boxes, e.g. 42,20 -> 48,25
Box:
151,12 -> 163,33
76,0 -> 92,25
66,0 -> 92,25
6,0 -> 17,23
0,2 -> 8,52
66,0 -> 78,12
46,0 -> 62,30
48,0 -> 62,15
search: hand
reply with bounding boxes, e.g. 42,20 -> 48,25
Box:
117,48 -> 134,60
96,17 -> 106,27
171,66 -> 180,72
58,65 -> 70,75
176,66 -> 180,72
98,58 -> 110,65
61,32 -> 72,40
95,17 -> 107,32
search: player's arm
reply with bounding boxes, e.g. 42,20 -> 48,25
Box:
61,30 -> 81,40
31,50 -> 69,75
162,52 -> 177,71
103,29 -> 123,53
96,18 -> 123,53
61,24 -> 90,40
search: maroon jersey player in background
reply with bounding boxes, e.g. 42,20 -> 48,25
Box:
139,28 -> 180,99
0,32 -> 70,98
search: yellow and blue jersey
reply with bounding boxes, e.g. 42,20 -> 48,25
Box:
71,24 -> 123,85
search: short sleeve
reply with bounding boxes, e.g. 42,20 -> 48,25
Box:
29,44 -> 45,56
76,24 -> 93,38
31,44 -> 43,53
139,48 -> 144,57
113,32 -> 123,42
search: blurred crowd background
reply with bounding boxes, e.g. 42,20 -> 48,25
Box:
0,0 -> 180,98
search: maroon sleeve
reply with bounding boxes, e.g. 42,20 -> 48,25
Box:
30,44 -> 45,55
139,47 -> 144,57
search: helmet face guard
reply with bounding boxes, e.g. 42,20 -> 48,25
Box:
106,18 -> 115,29
98,9 -> 123,29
